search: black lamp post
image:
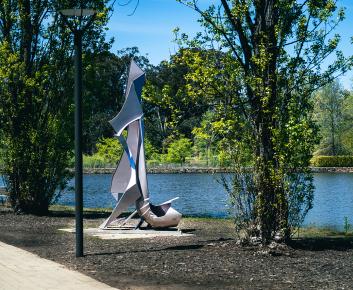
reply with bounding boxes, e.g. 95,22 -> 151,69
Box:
59,8 -> 96,258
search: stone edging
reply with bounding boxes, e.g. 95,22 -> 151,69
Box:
79,167 -> 353,174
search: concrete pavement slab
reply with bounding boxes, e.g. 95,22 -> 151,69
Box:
0,241 -> 119,290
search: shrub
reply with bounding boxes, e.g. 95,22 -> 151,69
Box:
93,137 -> 157,166
83,155 -> 112,168
310,156 -> 353,167
144,139 -> 158,160
166,137 -> 193,165
96,137 -> 123,163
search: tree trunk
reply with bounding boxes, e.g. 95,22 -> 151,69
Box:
249,0 -> 289,243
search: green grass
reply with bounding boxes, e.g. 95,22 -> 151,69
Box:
40,205 -> 353,239
49,204 -> 112,213
181,216 -> 233,222
49,205 -> 232,222
295,226 -> 353,238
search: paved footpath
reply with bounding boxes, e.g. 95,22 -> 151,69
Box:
0,241 -> 119,290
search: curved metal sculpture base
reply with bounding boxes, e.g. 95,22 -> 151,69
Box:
100,60 -> 182,230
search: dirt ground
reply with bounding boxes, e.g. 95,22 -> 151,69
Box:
1,207 -> 353,289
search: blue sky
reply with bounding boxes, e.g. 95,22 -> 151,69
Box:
106,0 -> 353,89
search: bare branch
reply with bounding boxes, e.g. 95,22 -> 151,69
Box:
178,1 -> 247,70
221,0 -> 252,67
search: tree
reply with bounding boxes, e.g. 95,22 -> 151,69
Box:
341,92 -> 353,154
143,53 -> 209,152
177,0 -> 352,243
192,110 -> 239,167
192,111 -> 216,166
95,137 -> 123,163
0,0 -> 110,214
313,80 -> 345,155
166,137 -> 192,165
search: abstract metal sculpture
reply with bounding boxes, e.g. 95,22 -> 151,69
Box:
100,60 -> 182,229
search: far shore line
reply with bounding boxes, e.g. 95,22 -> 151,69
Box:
2,167 -> 352,176
74,166 -> 353,174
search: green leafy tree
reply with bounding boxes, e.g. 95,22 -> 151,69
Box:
143,55 -> 209,152
313,80 -> 346,155
95,137 -> 123,163
192,111 -> 216,166
144,138 -> 158,161
166,137 -> 192,165
340,91 -> 353,154
177,0 -> 352,243
0,0 -> 110,214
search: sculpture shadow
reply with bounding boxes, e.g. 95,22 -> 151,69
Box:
164,244 -> 204,251
85,244 -> 205,257
85,237 -> 233,257
137,228 -> 196,234
48,210 -> 130,219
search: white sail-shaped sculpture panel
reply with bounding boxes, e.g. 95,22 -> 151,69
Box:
99,60 -> 182,229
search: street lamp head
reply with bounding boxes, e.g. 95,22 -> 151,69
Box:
59,8 -> 97,33
60,8 -> 96,17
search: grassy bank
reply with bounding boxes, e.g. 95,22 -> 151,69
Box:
49,205 -> 232,221
48,205 -> 353,238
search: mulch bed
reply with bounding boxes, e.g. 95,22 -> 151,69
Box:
1,208 -> 353,289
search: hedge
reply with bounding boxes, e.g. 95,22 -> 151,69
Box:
311,156 -> 353,167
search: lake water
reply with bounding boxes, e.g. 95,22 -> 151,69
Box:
2,173 -> 353,229
58,174 -> 231,217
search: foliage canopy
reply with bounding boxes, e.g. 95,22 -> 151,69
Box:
0,0 -> 110,214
